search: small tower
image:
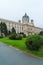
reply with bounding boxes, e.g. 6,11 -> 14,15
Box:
22,13 -> 29,24
31,19 -> 34,25
18,20 -> 21,23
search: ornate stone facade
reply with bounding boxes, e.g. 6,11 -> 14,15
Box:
0,13 -> 43,36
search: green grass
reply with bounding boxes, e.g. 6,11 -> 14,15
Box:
0,38 -> 27,50
0,38 -> 43,58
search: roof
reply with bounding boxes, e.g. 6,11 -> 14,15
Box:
0,18 -> 22,25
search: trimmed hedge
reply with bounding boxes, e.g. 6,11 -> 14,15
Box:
9,33 -> 22,40
25,34 -> 43,51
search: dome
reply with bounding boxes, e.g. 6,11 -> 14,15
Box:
22,13 -> 29,23
23,13 -> 29,19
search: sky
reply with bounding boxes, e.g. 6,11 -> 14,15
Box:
0,0 -> 43,28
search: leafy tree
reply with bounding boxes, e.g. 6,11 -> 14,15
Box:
0,22 -> 3,33
12,27 -> 16,33
0,22 -> 8,36
3,23 -> 8,36
39,31 -> 43,36
20,32 -> 26,38
8,30 -> 11,35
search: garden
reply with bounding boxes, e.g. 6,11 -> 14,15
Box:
0,22 -> 43,58
0,34 -> 43,58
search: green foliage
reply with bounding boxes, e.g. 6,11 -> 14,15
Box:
9,33 -> 22,40
0,38 -> 43,57
20,32 -> 26,38
16,34 -> 22,40
11,27 -> 16,33
0,22 -> 3,33
9,33 -> 17,40
0,33 -> 3,38
39,31 -> 43,36
0,38 -> 27,50
8,30 -> 11,35
25,34 -> 43,51
0,22 -> 8,36
23,34 -> 26,38
0,34 -> 3,38
0,36 -> 3,38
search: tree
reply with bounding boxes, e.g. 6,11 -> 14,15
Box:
20,32 -> 26,38
11,27 -> 16,33
0,22 -> 3,33
3,23 -> 8,36
8,30 -> 11,35
39,31 -> 43,36
0,22 -> 8,36
0,22 -> 3,36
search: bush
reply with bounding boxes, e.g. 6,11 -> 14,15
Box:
23,34 -> 26,38
9,33 -> 22,40
16,34 -> 22,40
20,32 -> 26,38
0,36 -> 3,38
0,33 -> 3,38
39,31 -> 43,36
9,33 -> 17,40
25,34 -> 43,51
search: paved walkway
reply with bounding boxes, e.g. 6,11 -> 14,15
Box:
0,42 -> 43,65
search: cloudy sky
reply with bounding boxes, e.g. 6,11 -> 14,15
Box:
0,0 -> 43,28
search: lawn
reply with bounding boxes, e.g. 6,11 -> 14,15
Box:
0,38 -> 43,58
0,38 -> 27,50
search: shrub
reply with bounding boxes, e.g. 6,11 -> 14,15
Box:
0,33 -> 3,38
11,27 -> 16,34
0,36 -> 3,38
16,34 -> 22,40
9,33 -> 22,40
25,34 -> 43,51
39,31 -> 43,36
23,34 -> 26,38
9,33 -> 17,40
20,32 -> 26,38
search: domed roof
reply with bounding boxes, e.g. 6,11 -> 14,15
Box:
22,13 -> 29,19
